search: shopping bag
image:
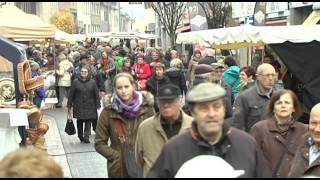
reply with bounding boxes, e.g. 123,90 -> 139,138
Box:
65,112 -> 76,135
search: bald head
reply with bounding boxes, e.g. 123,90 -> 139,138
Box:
311,103 -> 320,119
256,63 -> 276,91
256,63 -> 275,75
309,103 -> 320,146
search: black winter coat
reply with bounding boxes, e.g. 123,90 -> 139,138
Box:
146,76 -> 171,112
166,67 -> 188,95
232,81 -> 278,132
146,76 -> 171,98
67,77 -> 101,120
147,122 -> 272,178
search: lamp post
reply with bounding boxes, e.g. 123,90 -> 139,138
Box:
130,18 -> 135,31
118,3 -> 121,32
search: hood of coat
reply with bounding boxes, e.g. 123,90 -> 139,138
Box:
223,66 -> 240,78
166,67 -> 181,77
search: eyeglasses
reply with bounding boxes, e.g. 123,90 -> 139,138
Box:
259,73 -> 276,78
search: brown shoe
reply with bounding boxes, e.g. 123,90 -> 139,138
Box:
34,136 -> 47,151
26,128 -> 39,145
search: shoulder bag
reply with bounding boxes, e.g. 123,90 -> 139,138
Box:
114,118 -> 143,178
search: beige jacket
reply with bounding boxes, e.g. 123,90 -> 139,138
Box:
135,111 -> 193,177
56,59 -> 73,87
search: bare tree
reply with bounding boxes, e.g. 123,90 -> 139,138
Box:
197,2 -> 232,29
148,2 -> 186,49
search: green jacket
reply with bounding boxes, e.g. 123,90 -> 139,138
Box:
94,91 -> 155,178
223,66 -> 240,96
114,56 -> 125,69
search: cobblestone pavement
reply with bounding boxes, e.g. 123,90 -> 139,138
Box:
43,107 -> 108,178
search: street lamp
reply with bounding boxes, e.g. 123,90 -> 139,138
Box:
130,18 -> 135,31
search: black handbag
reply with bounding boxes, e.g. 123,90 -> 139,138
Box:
114,118 -> 143,178
65,112 -> 76,135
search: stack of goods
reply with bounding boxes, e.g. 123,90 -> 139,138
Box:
17,60 -> 48,151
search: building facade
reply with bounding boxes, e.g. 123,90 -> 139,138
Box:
13,2 -> 126,34
120,12 -> 130,32
231,2 -> 314,26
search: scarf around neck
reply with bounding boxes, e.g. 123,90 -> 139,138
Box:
112,91 -> 142,119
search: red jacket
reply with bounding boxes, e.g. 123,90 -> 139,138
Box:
133,62 -> 151,80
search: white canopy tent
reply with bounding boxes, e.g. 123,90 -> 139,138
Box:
54,28 -> 76,44
176,25 -> 320,49
0,4 -> 55,40
87,31 -> 158,40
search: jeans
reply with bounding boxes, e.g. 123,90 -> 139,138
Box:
57,86 -> 70,107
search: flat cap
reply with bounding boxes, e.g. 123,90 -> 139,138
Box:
194,64 -> 214,75
186,82 -> 226,103
211,63 -> 224,69
158,84 -> 181,100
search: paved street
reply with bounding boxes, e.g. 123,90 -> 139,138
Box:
43,108 -> 108,178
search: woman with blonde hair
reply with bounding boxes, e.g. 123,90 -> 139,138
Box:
95,73 -> 155,178
166,59 -> 188,96
0,148 -> 63,178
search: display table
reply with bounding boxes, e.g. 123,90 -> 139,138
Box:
0,108 -> 29,160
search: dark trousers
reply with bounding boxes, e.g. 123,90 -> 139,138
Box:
77,119 -> 92,139
92,118 -> 97,132
57,86 -> 70,106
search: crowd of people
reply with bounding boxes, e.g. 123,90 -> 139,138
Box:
2,38 -> 320,178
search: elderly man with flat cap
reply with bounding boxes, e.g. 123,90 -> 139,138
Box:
135,84 -> 193,177
147,83 -> 271,178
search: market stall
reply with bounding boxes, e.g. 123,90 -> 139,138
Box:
0,4 -> 52,149
176,24 -> 320,49
0,4 -> 55,40
176,24 -> 320,122
0,36 -> 28,146
54,28 -> 76,45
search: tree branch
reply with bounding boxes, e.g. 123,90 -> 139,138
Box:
151,2 -> 186,47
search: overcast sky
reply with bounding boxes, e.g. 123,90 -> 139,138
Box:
120,2 -> 144,19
